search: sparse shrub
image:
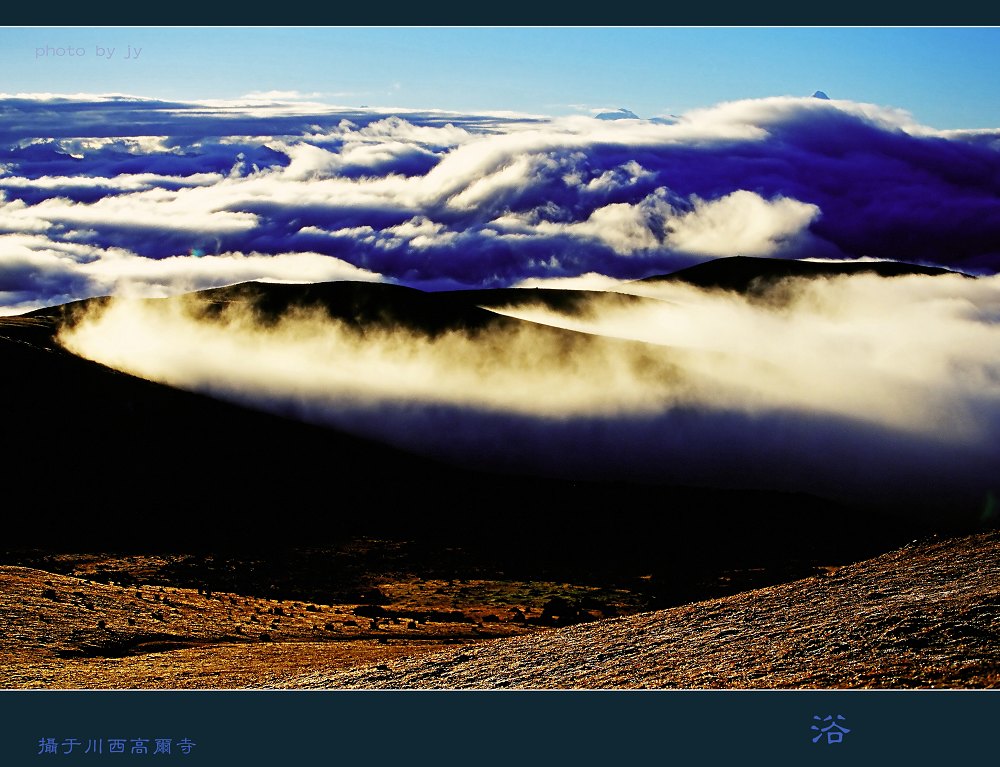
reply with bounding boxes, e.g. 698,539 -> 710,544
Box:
356,587 -> 389,605
259,632 -> 271,641
42,588 -> 59,601
97,619 -> 106,630
306,605 -> 318,612
127,617 -> 136,626
151,611 -> 164,621
539,596 -> 581,626
324,622 -> 336,631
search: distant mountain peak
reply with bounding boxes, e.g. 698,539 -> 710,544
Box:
812,90 -> 831,100
595,108 -> 640,121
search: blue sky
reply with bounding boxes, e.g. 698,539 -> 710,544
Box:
3,27 -> 1000,129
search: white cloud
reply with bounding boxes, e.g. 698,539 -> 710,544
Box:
0,172 -> 222,192
512,272 -> 627,291
678,95 -> 930,136
665,191 -> 821,257
583,160 -> 656,192
59,296 -> 676,417
14,185 -> 258,234
278,142 -> 343,181
489,272 -> 1000,441
0,195 -> 54,233
52,136 -> 182,156
348,116 -> 472,146
380,217 -> 458,249
0,229 -> 383,313
492,188 -> 820,258
550,196 -> 669,255
238,90 -> 326,101
83,250 -> 383,295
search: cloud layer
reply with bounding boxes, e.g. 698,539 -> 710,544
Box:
59,272 -> 1000,516
3,93 -> 1000,312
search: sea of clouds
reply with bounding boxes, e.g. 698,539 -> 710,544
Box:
2,92 -> 1000,314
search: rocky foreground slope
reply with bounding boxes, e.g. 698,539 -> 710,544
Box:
276,531 -> 1000,689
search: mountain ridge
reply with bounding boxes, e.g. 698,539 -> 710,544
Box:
642,255 -> 965,293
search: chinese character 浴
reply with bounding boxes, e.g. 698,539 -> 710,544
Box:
811,714 -> 851,744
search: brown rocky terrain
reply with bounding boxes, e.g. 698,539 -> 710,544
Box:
2,532 -> 996,690
0,544 -> 650,689
274,531 -> 1000,689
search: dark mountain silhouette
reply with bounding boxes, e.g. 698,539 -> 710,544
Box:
643,255 -> 962,293
184,280 -> 649,335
